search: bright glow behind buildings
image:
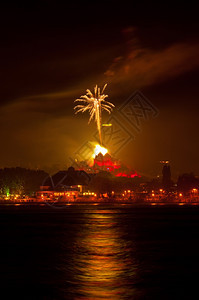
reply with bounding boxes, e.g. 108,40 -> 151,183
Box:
92,144 -> 108,158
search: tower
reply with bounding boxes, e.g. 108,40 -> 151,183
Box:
160,161 -> 171,190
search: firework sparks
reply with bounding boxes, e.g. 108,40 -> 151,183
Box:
74,84 -> 114,144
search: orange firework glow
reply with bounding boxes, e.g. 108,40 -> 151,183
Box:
92,144 -> 108,158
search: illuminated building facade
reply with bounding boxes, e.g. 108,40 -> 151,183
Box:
37,167 -> 91,201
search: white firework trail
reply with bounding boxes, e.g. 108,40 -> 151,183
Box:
74,84 -> 114,145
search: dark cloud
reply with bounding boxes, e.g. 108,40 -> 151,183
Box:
105,41 -> 199,90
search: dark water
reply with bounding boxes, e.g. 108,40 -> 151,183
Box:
1,204 -> 199,299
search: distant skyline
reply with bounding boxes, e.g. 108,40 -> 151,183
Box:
0,1 -> 199,178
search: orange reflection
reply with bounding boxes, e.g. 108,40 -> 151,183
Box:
72,209 -> 137,299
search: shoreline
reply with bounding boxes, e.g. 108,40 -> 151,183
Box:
0,200 -> 199,206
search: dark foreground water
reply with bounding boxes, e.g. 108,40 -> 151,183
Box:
1,204 -> 199,299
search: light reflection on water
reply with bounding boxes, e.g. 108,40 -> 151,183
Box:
68,209 -> 138,299
2,205 -> 199,299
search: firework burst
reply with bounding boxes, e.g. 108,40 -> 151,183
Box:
74,84 -> 114,145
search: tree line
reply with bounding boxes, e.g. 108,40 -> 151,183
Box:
0,167 -> 48,196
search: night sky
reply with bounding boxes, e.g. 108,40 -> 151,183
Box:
0,1 -> 199,179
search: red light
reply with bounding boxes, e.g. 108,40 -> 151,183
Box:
94,159 -> 120,169
115,172 -> 138,178
93,153 -> 139,178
